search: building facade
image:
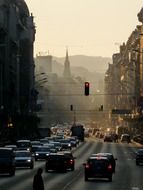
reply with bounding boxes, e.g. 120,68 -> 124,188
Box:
0,0 -> 35,115
104,11 -> 143,114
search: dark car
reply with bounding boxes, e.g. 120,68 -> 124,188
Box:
45,153 -> 67,172
0,147 -> 15,176
104,135 -> 113,142
120,134 -> 131,143
83,156 -> 113,181
35,146 -> 51,161
66,137 -> 78,147
91,153 -> 117,173
31,145 -> 41,155
14,150 -> 34,169
136,149 -> 143,165
16,140 -> 32,152
59,139 -> 72,150
62,151 -> 75,171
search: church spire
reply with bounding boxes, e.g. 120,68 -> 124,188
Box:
63,48 -> 71,78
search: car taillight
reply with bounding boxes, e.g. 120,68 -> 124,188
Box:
107,164 -> 112,170
85,164 -> 90,169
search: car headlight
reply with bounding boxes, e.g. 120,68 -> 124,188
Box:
68,144 -> 71,147
36,153 -> 39,156
27,159 -> 32,162
46,153 -> 49,156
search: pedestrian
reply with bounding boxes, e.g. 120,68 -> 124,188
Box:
33,168 -> 45,190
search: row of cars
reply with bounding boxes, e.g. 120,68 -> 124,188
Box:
0,135 -> 79,176
103,133 -> 131,143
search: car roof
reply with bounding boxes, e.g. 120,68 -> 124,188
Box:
0,147 -> 13,151
15,150 -> 30,153
95,153 -> 113,156
61,150 -> 72,154
5,145 -> 17,147
48,152 -> 65,156
91,153 -> 113,157
121,134 -> 130,136
17,139 -> 30,142
89,156 -> 109,160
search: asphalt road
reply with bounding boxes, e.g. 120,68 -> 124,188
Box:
0,139 -> 142,190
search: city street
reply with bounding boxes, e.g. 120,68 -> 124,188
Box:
0,139 -> 142,190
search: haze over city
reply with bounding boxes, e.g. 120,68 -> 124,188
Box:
25,0 -> 143,57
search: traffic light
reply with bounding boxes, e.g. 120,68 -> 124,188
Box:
99,105 -> 103,111
70,104 -> 73,111
84,82 -> 90,96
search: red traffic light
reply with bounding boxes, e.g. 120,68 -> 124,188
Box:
84,82 -> 90,96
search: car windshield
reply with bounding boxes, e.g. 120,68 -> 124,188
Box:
17,142 -> 31,147
15,152 -> 31,157
37,147 -> 50,152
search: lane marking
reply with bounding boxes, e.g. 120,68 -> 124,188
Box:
132,187 -> 140,190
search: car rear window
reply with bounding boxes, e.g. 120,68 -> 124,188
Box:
48,155 -> 65,161
15,152 -> 31,157
88,159 -> 108,167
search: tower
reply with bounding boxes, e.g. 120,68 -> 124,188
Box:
63,49 -> 71,78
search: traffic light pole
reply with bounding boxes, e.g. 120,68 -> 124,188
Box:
70,104 -> 76,124
73,110 -> 76,124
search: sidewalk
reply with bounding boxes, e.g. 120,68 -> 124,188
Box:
131,140 -> 143,147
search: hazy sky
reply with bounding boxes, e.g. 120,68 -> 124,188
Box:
25,0 -> 143,58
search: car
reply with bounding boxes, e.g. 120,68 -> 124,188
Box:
31,145 -> 41,155
104,134 -> 113,142
16,140 -> 32,152
49,141 -> 62,151
136,149 -> 143,165
58,139 -> 72,150
120,134 -> 131,143
34,146 -> 51,161
83,156 -> 113,181
62,151 -> 76,171
45,153 -> 67,172
91,153 -> 117,173
39,138 -> 49,145
70,136 -> 79,145
14,150 -> 34,169
31,140 -> 41,146
0,147 -> 15,176
67,137 -> 78,147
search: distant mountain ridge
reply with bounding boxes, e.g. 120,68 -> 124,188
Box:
53,55 -> 112,73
